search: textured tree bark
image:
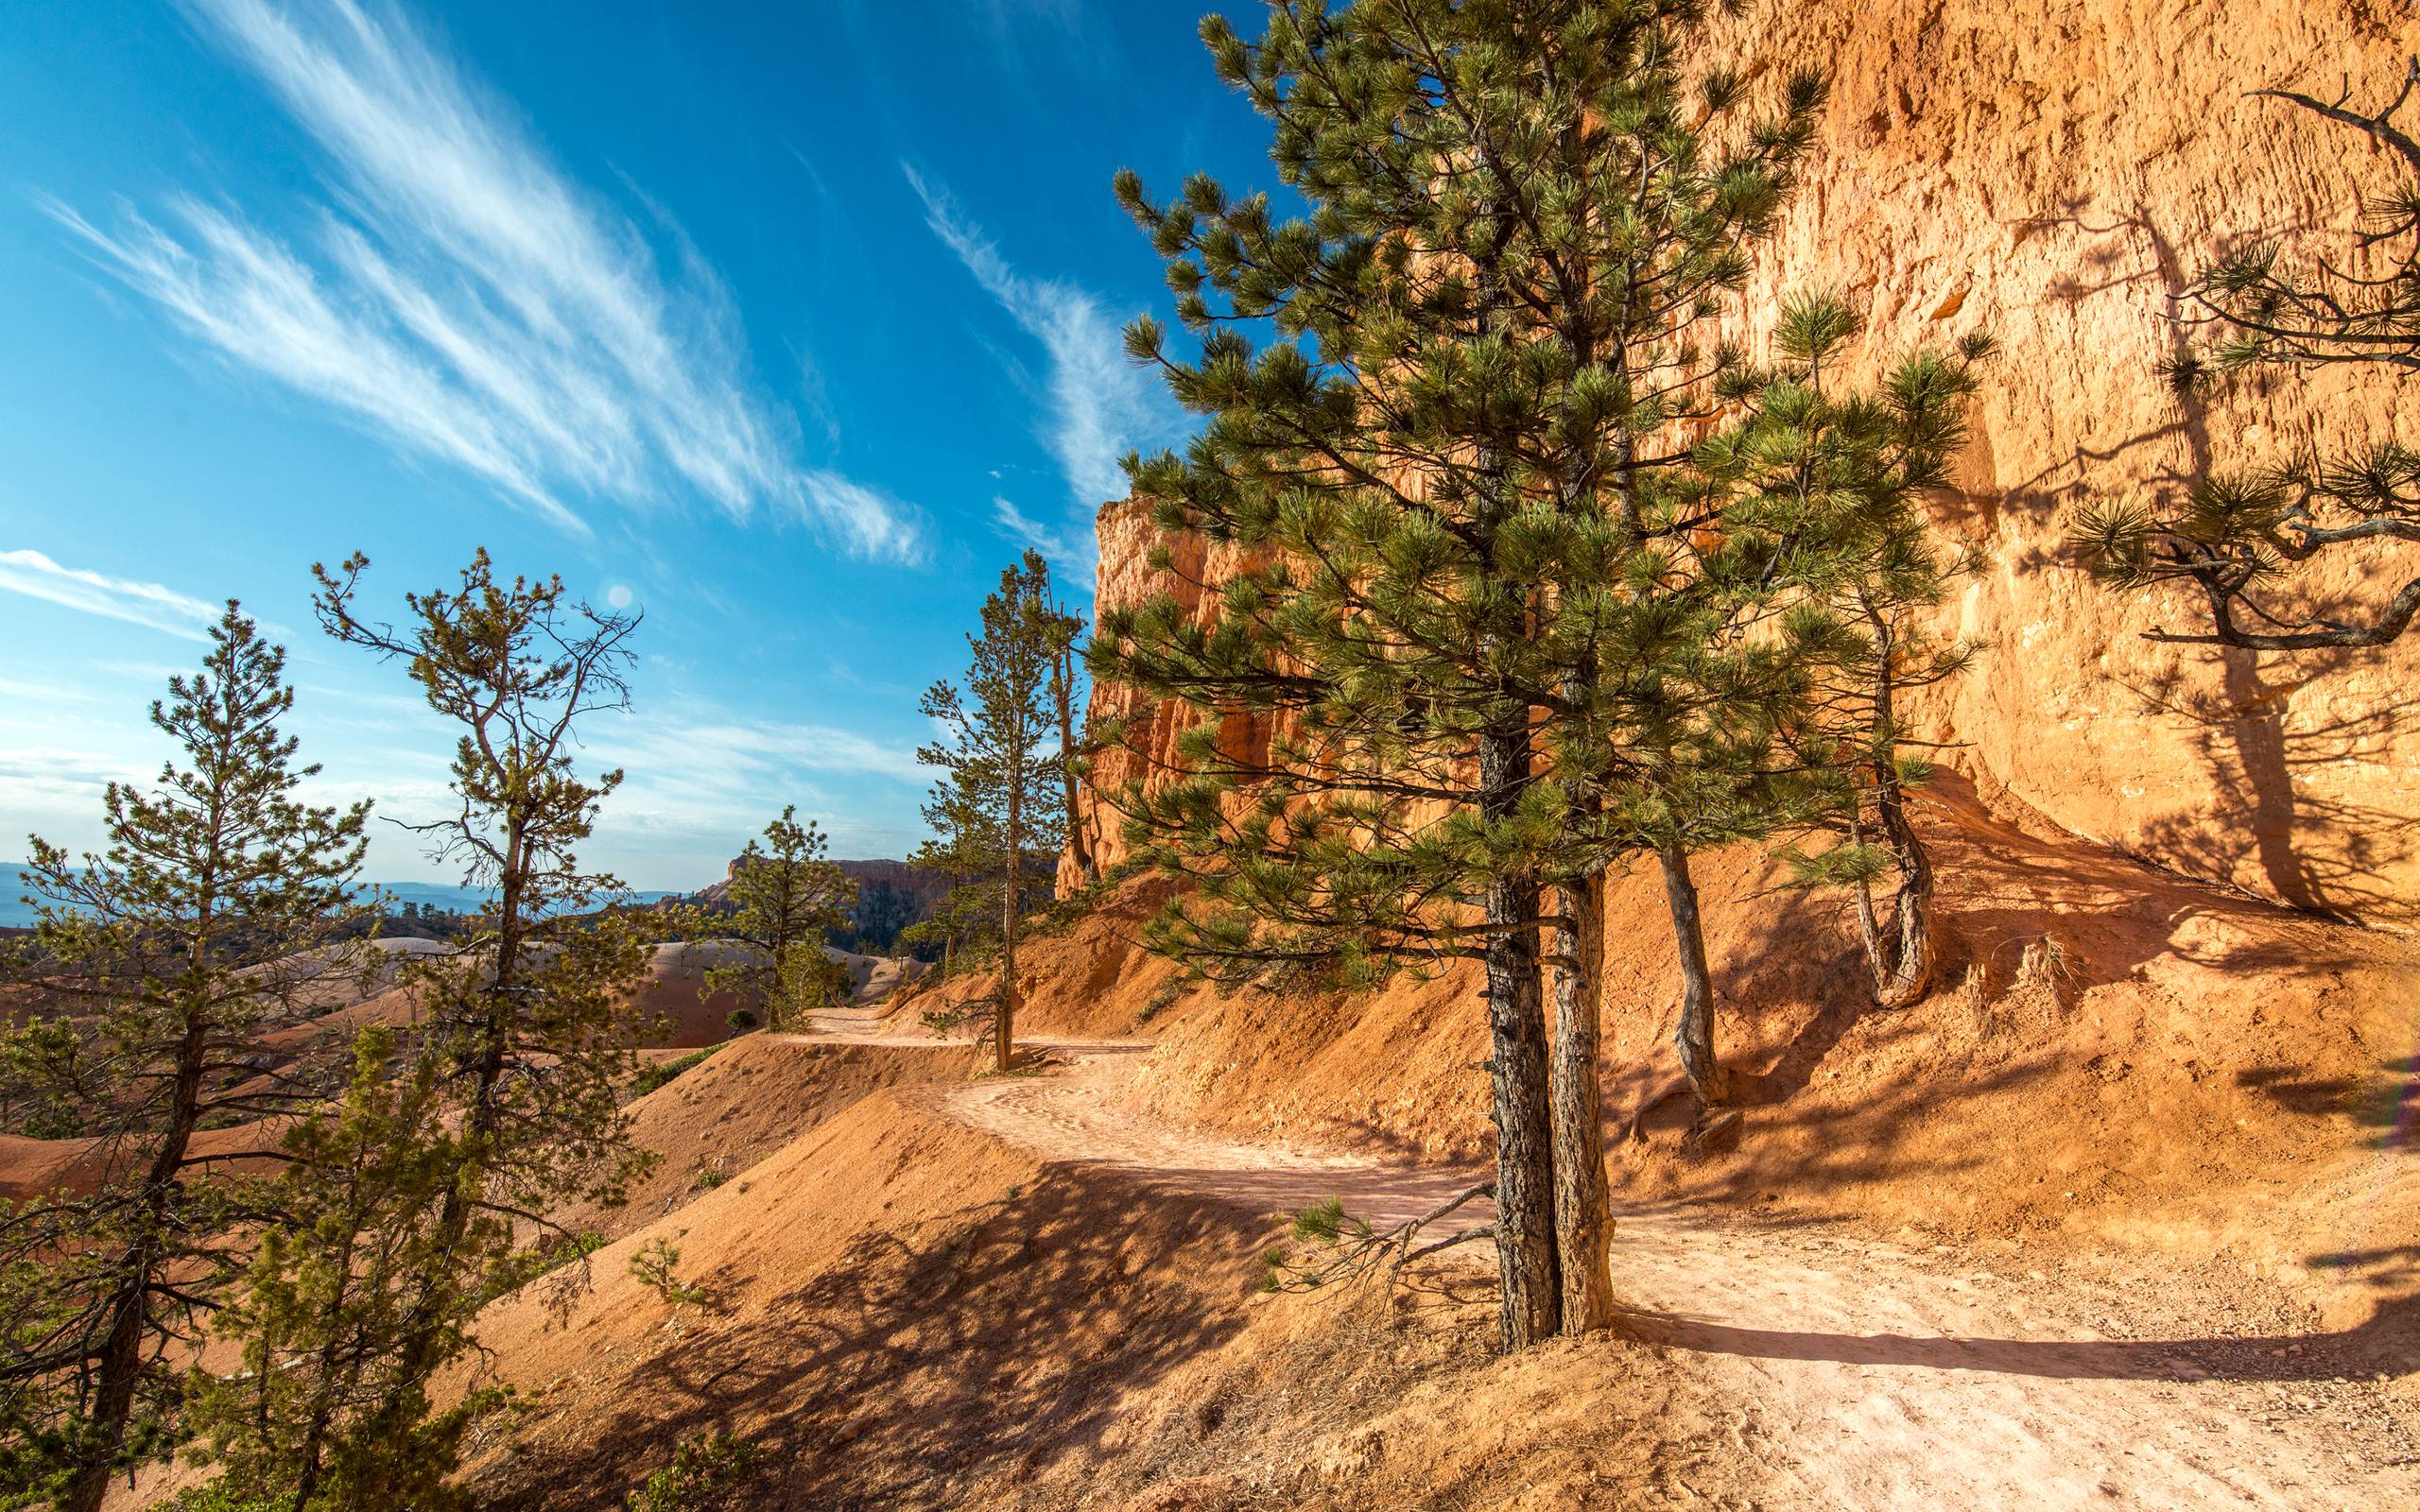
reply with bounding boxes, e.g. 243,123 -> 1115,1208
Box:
1658,842 -> 1723,1110
1480,718 -> 1561,1349
1055,638 -> 1097,888
999,788 -> 1021,1076
1548,870 -> 1615,1334
65,978 -> 212,1512
1859,629 -> 1937,1008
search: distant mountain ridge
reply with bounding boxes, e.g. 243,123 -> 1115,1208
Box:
0,870 -> 750,929
2,865 -> 936,929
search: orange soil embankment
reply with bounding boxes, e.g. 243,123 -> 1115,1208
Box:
462,1083 -> 1734,1512
627,942 -> 898,1048
910,769 -> 2419,1354
461,1022 -> 2418,1509
555,1034 -> 981,1243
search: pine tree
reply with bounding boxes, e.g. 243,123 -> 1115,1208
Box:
194,549 -> 658,1498
1095,0 -> 1822,1346
2075,58 -> 2420,650
917,551 -> 1070,1074
703,807 -> 856,1030
1692,296 -> 1994,1010
1574,299 -> 1989,1115
902,770 -> 999,979
182,1028 -> 475,1512
0,605 -> 370,1512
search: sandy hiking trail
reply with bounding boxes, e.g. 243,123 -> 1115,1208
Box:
780,992 -> 2415,1512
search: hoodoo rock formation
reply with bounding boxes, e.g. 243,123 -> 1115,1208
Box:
1069,0 -> 2420,927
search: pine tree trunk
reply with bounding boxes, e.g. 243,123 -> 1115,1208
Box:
1658,842 -> 1723,1110
997,792 -> 1020,1076
65,930 -> 216,1512
66,866 -> 225,1509
65,1285 -> 140,1512
1862,615 -> 1936,1008
1056,640 -> 1096,888
1548,871 -> 1615,1334
363,824 -> 526,1449
1480,721 -> 1560,1349
1547,520 -> 1614,1334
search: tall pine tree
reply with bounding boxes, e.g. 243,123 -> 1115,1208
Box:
918,551 -> 1071,1074
0,606 -> 370,1512
1094,0 -> 1821,1345
903,770 -> 1000,980
193,549 -> 660,1501
1714,297 -> 1994,1010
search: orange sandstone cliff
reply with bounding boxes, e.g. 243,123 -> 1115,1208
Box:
1068,0 -> 2420,928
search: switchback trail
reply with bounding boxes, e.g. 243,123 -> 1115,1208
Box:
786,1005 -> 2415,1510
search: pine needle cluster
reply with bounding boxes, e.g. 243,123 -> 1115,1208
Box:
2074,58 -> 2420,650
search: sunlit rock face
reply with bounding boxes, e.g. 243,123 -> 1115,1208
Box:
1069,0 -> 2420,924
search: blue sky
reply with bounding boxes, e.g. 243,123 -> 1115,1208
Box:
0,0 -> 1270,888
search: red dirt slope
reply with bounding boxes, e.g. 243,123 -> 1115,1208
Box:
457,1086 -> 1736,1512
910,769 -> 2418,1356
554,1035 -> 980,1242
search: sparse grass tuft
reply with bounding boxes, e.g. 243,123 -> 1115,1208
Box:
1134,975 -> 1185,1026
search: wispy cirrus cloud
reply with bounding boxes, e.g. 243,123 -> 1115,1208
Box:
904,163 -> 1176,573
584,704 -> 927,858
47,0 -> 921,560
989,495 -> 1084,563
0,549 -> 219,640
599,710 -> 925,796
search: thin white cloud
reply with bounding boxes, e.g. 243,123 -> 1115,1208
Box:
47,0 -> 921,560
96,661 -> 192,683
990,494 -> 1082,562
0,549 -> 219,641
0,678 -> 101,704
598,711 -> 925,796
578,704 -> 927,869
904,163 -> 1174,572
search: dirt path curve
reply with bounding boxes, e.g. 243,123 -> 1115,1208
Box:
786,1007 -> 2415,1510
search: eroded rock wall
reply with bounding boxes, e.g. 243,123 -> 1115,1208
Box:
1070,0 -> 2420,924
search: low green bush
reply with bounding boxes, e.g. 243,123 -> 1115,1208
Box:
626,1433 -> 757,1511
629,1046 -> 718,1098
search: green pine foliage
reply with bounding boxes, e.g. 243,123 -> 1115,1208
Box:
0,606 -> 371,1512
630,1046 -> 721,1099
703,807 -> 856,1030
1091,0 -> 1832,1347
902,766 -> 1005,977
1098,0 -> 1832,979
180,550 -> 659,1504
2073,59 -> 2420,650
628,1238 -> 707,1309
182,1028 -> 486,1512
1696,294 -> 1992,1006
916,551 -> 1076,1073
625,1433 -> 758,1512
